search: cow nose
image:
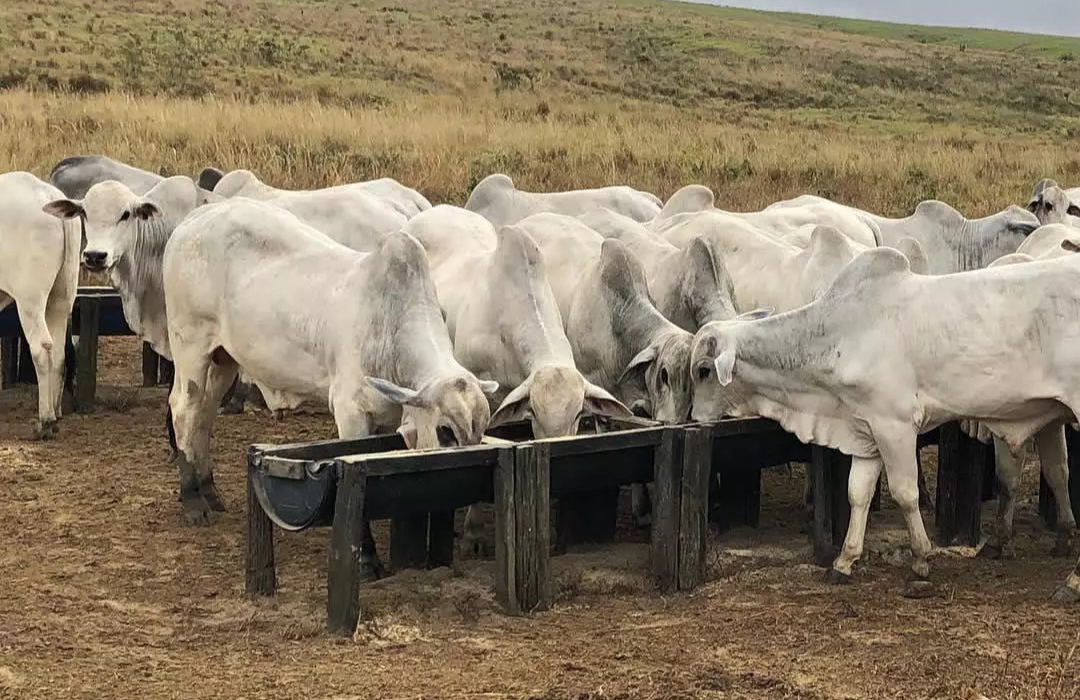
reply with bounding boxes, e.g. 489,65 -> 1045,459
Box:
83,251 -> 107,269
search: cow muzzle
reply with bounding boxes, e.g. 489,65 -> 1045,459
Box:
82,250 -> 109,271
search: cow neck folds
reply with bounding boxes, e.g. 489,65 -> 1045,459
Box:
112,214 -> 171,356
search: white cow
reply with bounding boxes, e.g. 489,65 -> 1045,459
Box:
660,212 -> 862,313
205,168 -> 431,219
1,173 -> 80,437
650,185 -> 880,247
465,174 -> 662,228
577,208 -> 737,331
163,199 -> 497,543
1028,184 -> 1080,227
690,248 -> 1080,602
767,195 -> 1040,273
403,205 -> 632,437
513,213 -> 694,423
49,155 -> 162,199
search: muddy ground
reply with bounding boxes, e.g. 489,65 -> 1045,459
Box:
0,337 -> 1077,700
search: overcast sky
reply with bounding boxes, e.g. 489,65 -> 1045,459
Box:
691,1 -> 1080,37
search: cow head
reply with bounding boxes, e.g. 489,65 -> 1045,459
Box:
689,308 -> 772,422
366,374 -> 498,449
43,180 -> 161,273
490,366 -> 632,438
1027,184 -> 1080,226
617,331 -> 693,424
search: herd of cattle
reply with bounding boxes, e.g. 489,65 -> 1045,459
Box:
5,153 -> 1080,601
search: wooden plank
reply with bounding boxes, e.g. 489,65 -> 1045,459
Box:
428,510 -> 455,568
74,296 -> 100,413
514,443 -> 552,613
494,448 -> 519,614
326,463 -> 367,636
811,446 -> 851,567
141,342 -> 158,388
651,428 -> 681,593
245,457 -> 277,597
678,426 -> 711,591
390,514 -> 429,571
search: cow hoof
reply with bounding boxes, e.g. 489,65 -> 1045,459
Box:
182,496 -> 212,527
33,420 -> 57,441
219,403 -> 244,416
359,558 -> 384,583
1051,584 -> 1080,604
201,482 -> 227,513
272,409 -> 286,421
825,569 -> 853,585
1050,535 -> 1072,558
903,580 -> 937,599
977,543 -> 1004,560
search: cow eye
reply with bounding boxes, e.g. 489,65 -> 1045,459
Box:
436,425 -> 458,447
658,367 -> 670,387
1045,203 -> 1054,212
697,366 -> 711,381
119,210 -> 131,222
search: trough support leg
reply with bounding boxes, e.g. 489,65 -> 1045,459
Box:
811,446 -> 851,568
651,428 -> 682,593
390,515 -> 430,571
141,342 -> 159,388
494,444 -> 551,615
678,426 -> 711,591
428,511 -> 455,569
1,336 -> 18,388
935,423 -> 984,547
327,464 -> 367,636
245,456 -> 276,597
556,487 -> 618,552
1041,428 -> 1080,528
74,297 -> 100,413
16,332 -> 35,384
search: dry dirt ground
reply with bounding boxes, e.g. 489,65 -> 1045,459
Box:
1,337 -> 1078,700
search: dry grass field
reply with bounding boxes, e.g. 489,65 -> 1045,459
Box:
2,1 -> 1080,699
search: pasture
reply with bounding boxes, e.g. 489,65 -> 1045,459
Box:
2,1 -> 1080,699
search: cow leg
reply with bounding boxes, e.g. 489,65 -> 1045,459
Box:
1036,424 -> 1075,557
828,455 -> 882,581
44,294 -> 71,424
979,436 -> 1024,559
332,398 -> 383,580
880,432 -> 934,584
16,302 -> 57,439
195,357 -> 239,513
168,350 -> 215,526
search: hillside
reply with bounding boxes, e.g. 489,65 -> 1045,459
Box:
0,0 -> 1077,212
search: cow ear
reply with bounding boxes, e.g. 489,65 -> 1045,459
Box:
1068,204 -> 1080,217
133,201 -> 161,221
713,346 -> 736,387
43,199 -> 85,220
478,379 -> 500,395
490,382 -> 531,427
366,376 -> 422,406
1061,238 -> 1080,254
735,307 -> 772,322
198,167 -> 225,192
583,382 -> 633,419
1026,199 -> 1040,213
617,344 -> 657,385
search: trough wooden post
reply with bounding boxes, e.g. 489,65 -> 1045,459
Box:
428,511 -> 455,569
390,514 -> 430,571
935,422 -> 983,547
494,444 -> 551,615
651,427 -> 682,593
1,336 -> 18,388
326,462 -> 367,636
16,333 -> 35,384
74,296 -> 100,413
678,426 -> 711,591
811,446 -> 851,568
245,450 -> 276,597
141,342 -> 159,388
